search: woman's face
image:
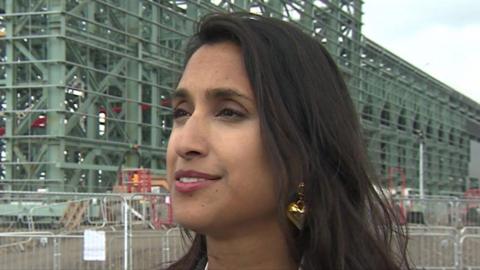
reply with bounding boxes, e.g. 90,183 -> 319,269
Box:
167,42 -> 278,235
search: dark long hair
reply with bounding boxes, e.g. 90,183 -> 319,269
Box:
167,12 -> 411,270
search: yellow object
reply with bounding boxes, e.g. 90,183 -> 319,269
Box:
287,182 -> 306,230
132,173 -> 139,186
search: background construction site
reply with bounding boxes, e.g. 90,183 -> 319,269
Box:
0,0 -> 480,269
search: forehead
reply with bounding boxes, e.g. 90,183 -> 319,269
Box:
178,42 -> 253,98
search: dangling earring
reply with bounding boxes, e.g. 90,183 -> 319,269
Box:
287,182 -> 306,230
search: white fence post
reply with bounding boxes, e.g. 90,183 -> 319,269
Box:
123,198 -> 129,270
53,237 -> 61,270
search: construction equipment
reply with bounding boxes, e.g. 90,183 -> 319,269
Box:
114,168 -> 169,193
114,168 -> 172,228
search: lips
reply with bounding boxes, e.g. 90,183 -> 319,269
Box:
174,170 -> 221,193
174,170 -> 221,181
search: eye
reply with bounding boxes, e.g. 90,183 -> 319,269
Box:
216,108 -> 245,119
172,108 -> 190,119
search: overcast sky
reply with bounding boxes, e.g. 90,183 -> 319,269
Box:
362,0 -> 480,104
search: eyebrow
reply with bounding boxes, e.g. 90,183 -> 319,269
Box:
171,88 -> 190,101
172,87 -> 253,103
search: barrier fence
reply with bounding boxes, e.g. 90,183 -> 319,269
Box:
0,192 -> 480,269
0,191 -> 186,270
392,196 -> 480,270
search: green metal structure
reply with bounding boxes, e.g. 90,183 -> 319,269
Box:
0,0 -> 479,194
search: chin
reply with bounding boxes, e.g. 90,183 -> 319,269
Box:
173,207 -> 211,232
176,218 -> 211,234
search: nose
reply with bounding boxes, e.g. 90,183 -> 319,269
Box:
172,114 -> 209,160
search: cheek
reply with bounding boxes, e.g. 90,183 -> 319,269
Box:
226,159 -> 278,221
166,135 -> 177,184
223,129 -> 276,200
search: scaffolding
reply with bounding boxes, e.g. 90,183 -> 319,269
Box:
0,0 -> 479,194
0,0 -> 180,191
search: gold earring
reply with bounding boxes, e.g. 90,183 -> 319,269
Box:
287,182 -> 305,230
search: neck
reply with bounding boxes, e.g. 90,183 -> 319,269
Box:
204,221 -> 297,270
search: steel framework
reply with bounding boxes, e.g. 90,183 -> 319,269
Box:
0,0 -> 479,194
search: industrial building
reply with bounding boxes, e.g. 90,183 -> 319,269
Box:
0,0 -> 479,195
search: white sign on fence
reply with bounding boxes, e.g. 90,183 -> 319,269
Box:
83,230 -> 106,261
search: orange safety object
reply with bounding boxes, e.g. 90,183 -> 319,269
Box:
132,173 -> 139,186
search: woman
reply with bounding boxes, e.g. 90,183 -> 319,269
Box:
166,12 -> 410,270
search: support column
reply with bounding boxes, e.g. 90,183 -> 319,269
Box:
124,0 -> 141,168
45,0 -> 66,191
4,0 -> 14,190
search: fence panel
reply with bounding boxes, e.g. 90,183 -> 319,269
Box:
0,232 -> 130,270
407,226 -> 458,270
0,232 -> 57,270
392,196 -> 480,270
455,200 -> 480,227
2,193 -> 480,269
393,196 -> 456,226
0,191 -> 176,270
460,227 -> 480,270
129,227 -> 190,270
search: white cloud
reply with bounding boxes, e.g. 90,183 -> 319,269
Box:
362,0 -> 480,104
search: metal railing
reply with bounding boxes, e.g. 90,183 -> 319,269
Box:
1,192 -> 480,269
392,196 -> 480,270
0,191 -> 182,270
